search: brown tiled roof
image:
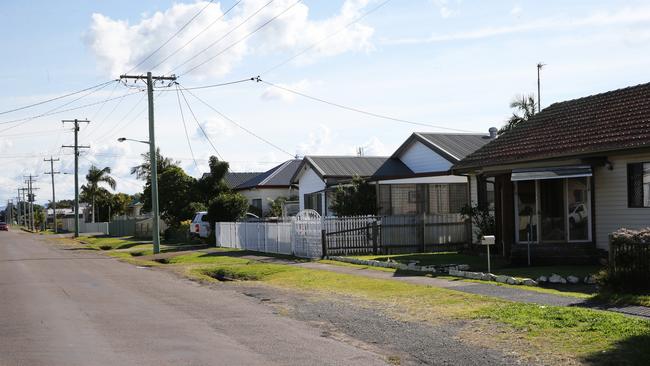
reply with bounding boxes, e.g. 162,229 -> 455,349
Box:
454,82 -> 650,170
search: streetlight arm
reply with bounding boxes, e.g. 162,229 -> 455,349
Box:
117,137 -> 150,145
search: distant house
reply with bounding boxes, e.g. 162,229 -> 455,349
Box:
453,82 -> 650,264
291,156 -> 413,216
233,160 -> 302,217
371,132 -> 493,216
202,161 -> 301,217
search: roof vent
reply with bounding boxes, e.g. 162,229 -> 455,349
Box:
489,127 -> 498,139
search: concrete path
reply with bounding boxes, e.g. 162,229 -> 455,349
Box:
291,262 -> 650,318
0,230 -> 387,366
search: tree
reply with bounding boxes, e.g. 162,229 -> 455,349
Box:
111,193 -> 132,217
130,148 -> 179,181
145,165 -> 197,226
194,156 -> 229,204
206,192 -> 248,224
330,176 -> 377,216
83,165 -> 116,223
498,94 -> 537,135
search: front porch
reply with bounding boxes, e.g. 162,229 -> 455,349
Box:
490,168 -> 599,265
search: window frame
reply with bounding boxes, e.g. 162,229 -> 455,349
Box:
514,177 -> 592,244
627,162 -> 650,208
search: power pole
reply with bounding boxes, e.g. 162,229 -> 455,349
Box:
44,157 -> 60,233
24,175 -> 39,231
119,72 -> 176,254
19,187 -> 27,228
17,188 -> 23,227
62,119 -> 90,237
537,62 -> 545,113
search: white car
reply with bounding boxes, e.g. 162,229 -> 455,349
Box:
190,212 -> 211,238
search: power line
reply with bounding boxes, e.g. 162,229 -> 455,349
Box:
174,84 -> 200,170
125,0 -> 215,74
181,0 -> 302,76
0,85 -> 139,135
158,77 -> 256,91
257,78 -> 482,133
176,85 -> 224,161
177,83 -> 293,157
170,0 -> 278,75
149,0 -> 243,72
0,80 -> 116,117
262,0 -> 393,76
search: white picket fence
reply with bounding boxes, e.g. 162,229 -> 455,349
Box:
215,219 -> 322,258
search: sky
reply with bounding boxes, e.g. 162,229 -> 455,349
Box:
1,0 -> 650,206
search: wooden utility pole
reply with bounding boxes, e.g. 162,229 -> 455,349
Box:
24,175 -> 38,231
119,72 -> 176,254
537,62 -> 545,113
44,157 -> 60,233
62,119 -> 90,237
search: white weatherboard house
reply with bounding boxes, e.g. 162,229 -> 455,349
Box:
453,82 -> 650,264
372,132 -> 493,216
233,160 -> 301,217
291,156 -> 412,216
291,131 -> 493,217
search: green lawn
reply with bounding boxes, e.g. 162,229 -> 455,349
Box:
356,251 -> 509,272
78,236 -> 150,251
355,252 -> 603,280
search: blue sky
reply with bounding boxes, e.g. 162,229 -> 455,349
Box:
1,0 -> 650,204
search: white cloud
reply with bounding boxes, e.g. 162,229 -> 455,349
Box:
383,5 -> 650,44
431,0 -> 458,19
86,0 -> 377,78
510,5 -> 523,17
261,79 -> 310,102
195,118 -> 234,140
296,125 -> 332,156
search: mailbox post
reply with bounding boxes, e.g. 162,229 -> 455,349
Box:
481,235 -> 496,273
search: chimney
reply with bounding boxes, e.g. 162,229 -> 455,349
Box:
488,127 -> 498,139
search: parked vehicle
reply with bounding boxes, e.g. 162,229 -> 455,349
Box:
190,212 -> 211,238
0,222 -> 8,231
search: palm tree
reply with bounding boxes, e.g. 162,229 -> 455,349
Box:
130,148 -> 179,181
84,165 -> 116,223
498,94 -> 537,135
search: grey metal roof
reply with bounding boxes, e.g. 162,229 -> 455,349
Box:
219,172 -> 263,189
293,156 -> 413,183
392,132 -> 492,163
236,159 -> 301,189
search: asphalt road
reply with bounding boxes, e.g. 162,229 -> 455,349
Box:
0,230 -> 386,366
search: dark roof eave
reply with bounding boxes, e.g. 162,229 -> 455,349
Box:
453,145 -> 650,173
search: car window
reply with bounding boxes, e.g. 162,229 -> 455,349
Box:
201,215 -> 209,222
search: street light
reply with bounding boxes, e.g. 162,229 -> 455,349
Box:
117,136 -> 160,254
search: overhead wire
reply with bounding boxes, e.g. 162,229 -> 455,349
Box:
168,0 -> 276,75
125,0 -> 215,74
261,0 -> 393,76
174,84 -> 200,170
0,80 -> 116,117
177,82 -> 294,157
149,0 -> 243,72
176,84 -> 224,161
257,78 -> 482,133
0,81 -> 124,134
180,0 -> 303,77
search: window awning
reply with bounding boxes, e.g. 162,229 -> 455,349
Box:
511,165 -> 592,181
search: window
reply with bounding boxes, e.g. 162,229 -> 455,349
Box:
628,163 -> 650,208
304,192 -> 323,215
380,183 -> 468,215
515,177 -> 591,244
251,199 -> 263,212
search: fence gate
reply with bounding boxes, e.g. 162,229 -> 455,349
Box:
323,216 -> 381,256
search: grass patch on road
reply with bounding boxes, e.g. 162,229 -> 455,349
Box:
592,291 -> 650,308
79,236 -> 148,251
